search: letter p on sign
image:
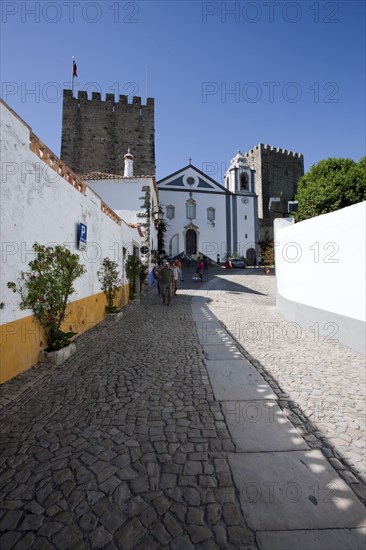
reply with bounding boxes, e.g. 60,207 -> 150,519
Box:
79,222 -> 87,250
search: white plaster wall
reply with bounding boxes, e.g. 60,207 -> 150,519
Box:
161,190 -> 257,260
233,196 -> 257,257
274,203 -> 366,322
87,180 -> 143,224
0,102 -> 142,325
161,190 -> 228,259
87,178 -> 158,251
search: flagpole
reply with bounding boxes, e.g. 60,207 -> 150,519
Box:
145,65 -> 148,102
72,56 -> 74,96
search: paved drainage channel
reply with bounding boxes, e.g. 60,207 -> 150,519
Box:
191,295 -> 366,550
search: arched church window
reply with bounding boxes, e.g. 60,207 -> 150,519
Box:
240,172 -> 249,191
166,205 -> 175,220
186,199 -> 196,220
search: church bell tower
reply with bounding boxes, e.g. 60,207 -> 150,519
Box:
224,151 -> 254,194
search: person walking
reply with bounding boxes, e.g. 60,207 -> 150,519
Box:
172,261 -> 180,296
159,261 -> 174,306
154,262 -> 163,295
197,257 -> 204,282
176,257 -> 184,282
225,258 -> 232,269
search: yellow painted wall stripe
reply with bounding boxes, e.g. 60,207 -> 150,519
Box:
0,285 -> 130,384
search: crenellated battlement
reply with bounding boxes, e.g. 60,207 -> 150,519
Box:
63,89 -> 154,109
244,142 -> 303,159
243,141 -> 304,240
61,88 -> 155,176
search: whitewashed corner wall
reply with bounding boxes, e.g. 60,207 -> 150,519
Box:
86,178 -> 159,253
0,100 -> 145,382
0,101 -> 142,326
274,203 -> 366,354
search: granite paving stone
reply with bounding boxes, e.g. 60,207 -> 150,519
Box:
13,531 -> 35,549
1,266 -> 364,549
206,269 -> 366,481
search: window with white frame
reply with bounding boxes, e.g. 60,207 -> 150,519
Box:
207,207 -> 215,222
186,199 -> 196,220
166,205 -> 175,220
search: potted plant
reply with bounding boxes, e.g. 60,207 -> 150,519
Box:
259,240 -> 275,275
7,242 -> 86,365
125,255 -> 147,299
97,257 -> 122,315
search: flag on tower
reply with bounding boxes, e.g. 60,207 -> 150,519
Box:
72,59 -> 77,78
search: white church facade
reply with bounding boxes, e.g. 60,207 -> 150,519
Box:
157,152 -> 259,263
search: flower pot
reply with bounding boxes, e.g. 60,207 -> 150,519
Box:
105,311 -> 123,321
39,342 -> 77,366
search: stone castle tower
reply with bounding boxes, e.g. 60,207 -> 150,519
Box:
61,90 -> 155,176
244,143 -> 304,241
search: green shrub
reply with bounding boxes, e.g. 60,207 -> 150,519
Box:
8,243 -> 86,351
97,257 -> 122,313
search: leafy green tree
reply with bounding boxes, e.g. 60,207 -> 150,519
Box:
7,243 -> 86,351
295,157 -> 366,222
125,255 -> 147,298
259,241 -> 275,266
97,257 -> 122,313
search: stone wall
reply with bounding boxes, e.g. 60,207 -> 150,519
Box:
61,90 -> 155,176
244,143 -> 304,241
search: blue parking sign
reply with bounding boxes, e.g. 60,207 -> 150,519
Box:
79,223 -> 87,249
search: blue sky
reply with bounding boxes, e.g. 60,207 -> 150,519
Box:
1,0 -> 365,181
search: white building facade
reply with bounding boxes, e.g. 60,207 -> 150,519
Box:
84,152 -> 159,266
157,152 -> 259,262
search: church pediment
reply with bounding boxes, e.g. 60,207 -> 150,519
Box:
158,165 -> 229,194
165,175 -> 185,187
197,177 -> 214,189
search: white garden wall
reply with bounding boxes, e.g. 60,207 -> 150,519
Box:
274,202 -> 366,354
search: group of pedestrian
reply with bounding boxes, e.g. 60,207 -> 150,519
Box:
153,258 -> 183,306
152,255 -> 211,300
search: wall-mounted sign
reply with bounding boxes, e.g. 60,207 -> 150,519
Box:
79,223 -> 87,250
140,246 -> 149,255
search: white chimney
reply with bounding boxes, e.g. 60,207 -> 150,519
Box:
124,148 -> 134,177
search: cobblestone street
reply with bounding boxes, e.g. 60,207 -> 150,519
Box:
0,267 -> 365,549
204,268 -> 366,486
0,277 -> 255,550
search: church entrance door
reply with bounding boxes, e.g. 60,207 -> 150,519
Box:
186,229 -> 197,255
246,247 -> 256,266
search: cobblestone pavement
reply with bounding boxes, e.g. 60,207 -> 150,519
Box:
203,268 -> 366,499
0,282 -> 256,549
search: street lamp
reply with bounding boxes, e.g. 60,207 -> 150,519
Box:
153,206 -> 164,221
